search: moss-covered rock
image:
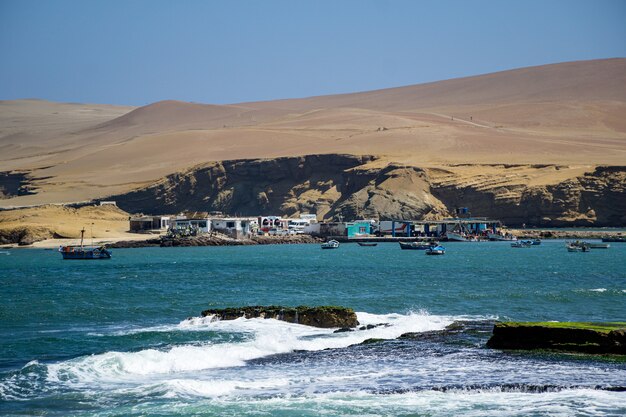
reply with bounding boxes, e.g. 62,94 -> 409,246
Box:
487,322 -> 626,354
201,305 -> 358,328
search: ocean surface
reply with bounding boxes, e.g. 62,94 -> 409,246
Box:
1,241 -> 625,416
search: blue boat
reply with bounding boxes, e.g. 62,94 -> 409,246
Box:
425,245 -> 446,255
59,228 -> 111,260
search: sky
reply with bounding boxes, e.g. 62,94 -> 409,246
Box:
1,0 -> 625,106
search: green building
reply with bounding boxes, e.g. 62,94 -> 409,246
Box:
346,221 -> 372,238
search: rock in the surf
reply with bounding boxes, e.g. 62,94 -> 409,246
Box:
487,321 -> 626,354
201,305 -> 359,328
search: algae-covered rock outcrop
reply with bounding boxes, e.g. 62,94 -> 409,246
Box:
487,322 -> 626,355
201,305 -> 359,329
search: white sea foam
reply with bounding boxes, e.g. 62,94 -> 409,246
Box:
160,377 -> 292,398
209,389 -> 626,417
45,311 -> 462,384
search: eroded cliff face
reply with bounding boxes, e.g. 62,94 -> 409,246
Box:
109,155 -> 626,226
430,165 -> 626,226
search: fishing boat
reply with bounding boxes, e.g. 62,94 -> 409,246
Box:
602,236 -> 625,243
588,242 -> 610,249
399,241 -> 436,250
566,241 -> 590,252
487,232 -> 517,241
531,239 -> 541,245
511,240 -> 532,248
59,228 -> 111,260
425,245 -> 446,255
445,232 -> 481,242
446,232 -> 467,241
357,242 -> 378,247
321,239 -> 340,249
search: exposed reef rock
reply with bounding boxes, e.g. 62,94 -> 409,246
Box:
487,322 -> 626,355
201,305 -> 359,329
107,155 -> 626,227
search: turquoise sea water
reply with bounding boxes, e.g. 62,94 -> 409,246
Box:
1,241 -> 625,416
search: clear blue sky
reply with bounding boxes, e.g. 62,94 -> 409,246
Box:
1,0 -> 625,106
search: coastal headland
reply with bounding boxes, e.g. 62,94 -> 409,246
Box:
1,59 -> 625,231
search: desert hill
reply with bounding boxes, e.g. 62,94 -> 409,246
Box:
0,58 -> 625,225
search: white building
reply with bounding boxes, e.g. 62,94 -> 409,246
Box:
287,214 -> 317,234
173,215 -> 211,234
258,216 -> 282,233
211,218 -> 255,239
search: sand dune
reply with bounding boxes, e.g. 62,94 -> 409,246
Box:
0,58 -> 624,208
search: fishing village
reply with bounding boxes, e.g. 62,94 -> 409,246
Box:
1,3 -> 625,414
1,200 -> 614,256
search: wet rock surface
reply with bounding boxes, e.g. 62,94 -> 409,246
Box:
201,305 -> 359,329
487,322 -> 626,355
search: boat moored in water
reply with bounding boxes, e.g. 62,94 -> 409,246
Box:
357,242 -> 378,247
425,245 -> 446,255
487,232 -> 517,241
587,242 -> 610,249
399,241 -> 437,250
511,240 -> 532,248
602,236 -> 625,243
566,241 -> 590,252
321,239 -> 340,249
59,228 -> 111,260
445,232 -> 480,242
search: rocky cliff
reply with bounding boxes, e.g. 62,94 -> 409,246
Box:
108,154 -> 626,227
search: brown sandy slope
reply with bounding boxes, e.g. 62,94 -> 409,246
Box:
0,204 -> 135,245
0,58 -> 625,208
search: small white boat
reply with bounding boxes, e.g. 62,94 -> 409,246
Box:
425,245 -> 446,255
321,239 -> 340,249
511,240 -> 532,248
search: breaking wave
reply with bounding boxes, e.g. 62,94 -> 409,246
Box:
44,311 -> 459,383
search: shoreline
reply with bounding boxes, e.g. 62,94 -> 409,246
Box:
1,229 -> 623,249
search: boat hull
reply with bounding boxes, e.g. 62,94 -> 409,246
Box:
588,243 -> 610,249
60,248 -> 112,260
425,245 -> 446,255
399,242 -> 434,250
488,233 -> 517,241
321,240 -> 340,249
